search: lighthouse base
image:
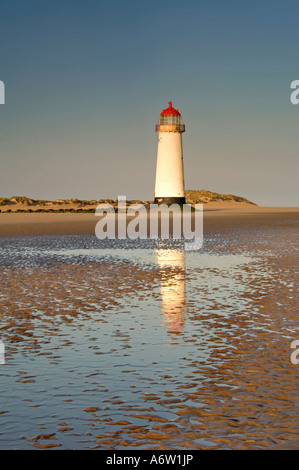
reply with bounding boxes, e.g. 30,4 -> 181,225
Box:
154,196 -> 186,205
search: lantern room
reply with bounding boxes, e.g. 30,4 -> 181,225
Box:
155,101 -> 185,133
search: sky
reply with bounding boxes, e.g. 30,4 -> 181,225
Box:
0,0 -> 298,206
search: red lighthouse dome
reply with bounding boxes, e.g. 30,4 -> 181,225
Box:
160,101 -> 181,116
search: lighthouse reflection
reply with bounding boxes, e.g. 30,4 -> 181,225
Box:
155,249 -> 186,333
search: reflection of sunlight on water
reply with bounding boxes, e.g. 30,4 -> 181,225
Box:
156,250 -> 186,334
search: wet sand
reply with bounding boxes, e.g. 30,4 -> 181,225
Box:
0,207 -> 298,449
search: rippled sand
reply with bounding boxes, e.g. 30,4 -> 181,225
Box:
0,212 -> 298,449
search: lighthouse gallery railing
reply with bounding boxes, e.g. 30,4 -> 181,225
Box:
155,124 -> 185,133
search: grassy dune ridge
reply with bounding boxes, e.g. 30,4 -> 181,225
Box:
0,191 -> 256,213
185,190 -> 256,205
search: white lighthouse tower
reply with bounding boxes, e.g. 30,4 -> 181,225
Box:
154,101 -> 185,204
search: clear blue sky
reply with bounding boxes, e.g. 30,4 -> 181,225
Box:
0,0 -> 298,205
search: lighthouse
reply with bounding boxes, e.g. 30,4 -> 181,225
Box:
154,101 -> 185,205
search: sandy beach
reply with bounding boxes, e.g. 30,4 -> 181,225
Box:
0,205 -> 298,449
0,206 -> 298,238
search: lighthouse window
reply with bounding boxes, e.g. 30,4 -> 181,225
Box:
161,115 -> 171,124
160,114 -> 181,125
